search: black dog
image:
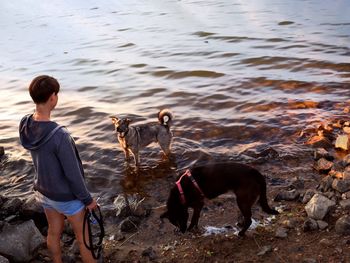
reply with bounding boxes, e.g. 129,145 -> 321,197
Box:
160,162 -> 278,236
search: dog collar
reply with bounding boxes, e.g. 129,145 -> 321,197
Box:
176,169 -> 205,205
118,128 -> 129,138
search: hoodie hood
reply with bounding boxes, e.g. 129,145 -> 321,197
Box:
19,114 -> 61,150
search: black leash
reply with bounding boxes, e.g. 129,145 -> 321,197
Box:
83,206 -> 105,260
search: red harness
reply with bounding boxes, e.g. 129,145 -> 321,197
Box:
176,169 -> 205,205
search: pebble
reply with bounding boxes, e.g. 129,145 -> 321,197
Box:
303,218 -> 318,232
302,258 -> 317,263
257,245 -> 272,256
332,179 -> 350,193
339,199 -> 350,210
319,238 -> 332,246
316,220 -> 328,230
315,158 -> 333,172
281,218 -> 299,229
302,189 -> 315,204
275,227 -> 288,238
335,215 -> 350,235
314,148 -> 332,160
343,155 -> 350,166
274,189 -> 299,201
142,247 -> 157,260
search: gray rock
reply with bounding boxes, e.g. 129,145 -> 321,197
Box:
343,166 -> 350,180
2,198 -> 23,215
314,148 -> 332,160
0,220 -> 45,262
317,176 -> 334,192
0,255 -> 9,263
319,238 -> 333,246
328,162 -> 345,179
120,216 -> 141,233
21,195 -> 43,214
302,189 -> 315,204
274,189 -> 299,201
341,191 -> 350,200
113,194 -> 147,219
257,245 -> 272,256
335,215 -> 350,235
303,218 -> 318,232
317,220 -> 328,230
339,199 -> 350,210
289,177 -> 305,190
343,154 -> 350,166
315,158 -> 333,172
142,247 -> 157,260
275,227 -> 288,238
323,191 -> 336,201
332,179 -> 350,193
305,194 -> 336,220
281,218 -> 300,229
113,195 -> 132,219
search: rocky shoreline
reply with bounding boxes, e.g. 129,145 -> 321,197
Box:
1,116 -> 350,262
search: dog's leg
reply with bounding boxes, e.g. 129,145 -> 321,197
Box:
236,214 -> 244,228
123,148 -> 130,161
236,193 -> 255,236
130,150 -> 140,166
187,201 -> 204,231
237,204 -> 252,236
159,139 -> 171,158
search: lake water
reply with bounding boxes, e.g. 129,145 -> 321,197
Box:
1,0 -> 350,205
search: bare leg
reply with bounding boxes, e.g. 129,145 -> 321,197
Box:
44,209 -> 65,263
67,209 -> 97,263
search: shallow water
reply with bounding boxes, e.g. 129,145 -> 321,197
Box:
1,0 -> 350,205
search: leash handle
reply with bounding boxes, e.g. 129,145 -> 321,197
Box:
83,205 -> 104,260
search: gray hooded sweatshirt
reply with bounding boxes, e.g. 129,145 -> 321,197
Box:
19,114 -> 92,206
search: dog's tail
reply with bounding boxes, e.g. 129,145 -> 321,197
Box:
158,109 -> 173,128
257,171 -> 279,215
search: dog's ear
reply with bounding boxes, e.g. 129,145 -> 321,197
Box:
110,116 -> 119,124
160,210 -> 169,219
126,118 -> 132,124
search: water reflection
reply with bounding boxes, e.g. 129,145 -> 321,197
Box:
0,0 -> 350,204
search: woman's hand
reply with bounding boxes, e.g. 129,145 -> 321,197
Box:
86,198 -> 98,211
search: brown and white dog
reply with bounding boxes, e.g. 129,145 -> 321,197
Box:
110,109 -> 173,166
161,162 -> 278,236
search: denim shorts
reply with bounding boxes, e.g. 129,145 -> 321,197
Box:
35,191 -> 85,216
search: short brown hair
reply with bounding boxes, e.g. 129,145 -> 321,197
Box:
29,75 -> 60,104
